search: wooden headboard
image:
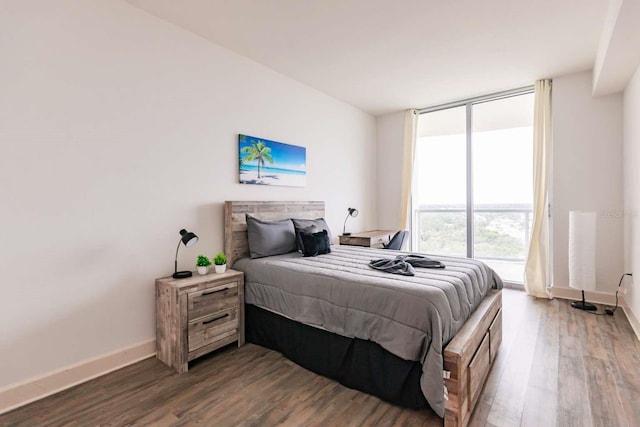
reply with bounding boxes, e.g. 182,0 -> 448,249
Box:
224,201 -> 325,267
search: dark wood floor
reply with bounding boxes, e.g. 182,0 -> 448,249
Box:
1,289 -> 639,427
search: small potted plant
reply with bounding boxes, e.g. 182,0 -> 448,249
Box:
213,252 -> 227,273
196,254 -> 212,275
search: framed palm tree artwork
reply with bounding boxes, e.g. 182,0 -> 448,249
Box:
238,134 -> 306,187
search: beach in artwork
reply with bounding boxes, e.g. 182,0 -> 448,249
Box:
238,134 -> 306,187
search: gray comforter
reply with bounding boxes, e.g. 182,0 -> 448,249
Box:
234,245 -> 503,417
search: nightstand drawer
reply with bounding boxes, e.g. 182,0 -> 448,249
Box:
339,230 -> 395,248
188,307 -> 239,352
468,332 -> 490,409
339,235 -> 369,247
188,282 -> 238,321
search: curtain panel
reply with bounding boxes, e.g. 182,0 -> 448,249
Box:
524,79 -> 552,298
400,109 -> 418,230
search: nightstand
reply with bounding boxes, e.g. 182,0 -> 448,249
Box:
155,269 -> 244,373
339,230 -> 396,249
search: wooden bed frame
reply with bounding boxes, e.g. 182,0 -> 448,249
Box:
224,201 -> 502,427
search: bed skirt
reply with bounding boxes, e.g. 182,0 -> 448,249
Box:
245,303 -> 428,410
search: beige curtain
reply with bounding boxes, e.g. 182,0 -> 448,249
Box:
524,79 -> 552,298
400,109 -> 418,230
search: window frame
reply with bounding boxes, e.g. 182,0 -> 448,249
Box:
412,86 -> 536,287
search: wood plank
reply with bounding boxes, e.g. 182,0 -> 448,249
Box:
609,319 -> 640,427
485,292 -> 540,427
556,298 -> 594,427
239,372 -> 334,425
583,355 -> 628,427
520,298 -> 559,427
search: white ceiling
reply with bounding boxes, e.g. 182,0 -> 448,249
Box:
128,0 -> 610,116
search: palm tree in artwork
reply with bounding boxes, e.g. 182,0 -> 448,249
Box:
241,140 -> 273,179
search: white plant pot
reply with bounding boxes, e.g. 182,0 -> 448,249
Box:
214,264 -> 227,274
197,266 -> 210,275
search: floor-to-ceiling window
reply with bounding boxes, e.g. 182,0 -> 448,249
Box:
412,89 -> 534,284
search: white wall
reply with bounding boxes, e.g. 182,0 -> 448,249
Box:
376,71 -> 624,294
552,71 -> 624,293
0,0 -> 376,390
623,65 -> 640,323
376,111 -> 405,230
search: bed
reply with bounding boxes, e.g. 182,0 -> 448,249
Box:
224,201 -> 503,427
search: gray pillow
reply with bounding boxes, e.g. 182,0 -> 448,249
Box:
291,218 -> 332,251
246,215 -> 297,259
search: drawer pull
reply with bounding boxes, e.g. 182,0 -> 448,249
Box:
202,313 -> 229,325
202,287 -> 229,296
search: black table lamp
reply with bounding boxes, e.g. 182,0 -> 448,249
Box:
173,229 -> 198,279
342,207 -> 358,236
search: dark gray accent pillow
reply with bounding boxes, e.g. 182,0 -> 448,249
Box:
291,218 -> 332,251
295,224 -> 318,253
246,214 -> 297,259
300,230 -> 331,257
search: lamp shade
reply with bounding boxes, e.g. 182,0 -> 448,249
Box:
568,211 -> 596,291
174,229 -> 199,279
179,229 -> 198,247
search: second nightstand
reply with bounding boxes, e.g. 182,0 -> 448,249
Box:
156,269 -> 244,373
339,230 -> 397,248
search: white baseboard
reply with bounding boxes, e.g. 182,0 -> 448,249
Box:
621,296 -> 640,341
550,286 -> 617,306
0,339 -> 156,415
